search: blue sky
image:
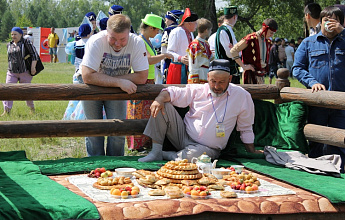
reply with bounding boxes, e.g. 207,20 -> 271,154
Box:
215,0 -> 228,10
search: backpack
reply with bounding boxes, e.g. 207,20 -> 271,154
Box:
55,33 -> 60,45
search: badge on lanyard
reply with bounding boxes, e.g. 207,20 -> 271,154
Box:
211,93 -> 229,138
216,123 -> 225,137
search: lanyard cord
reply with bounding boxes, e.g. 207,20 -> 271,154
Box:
210,94 -> 229,124
140,34 -> 157,56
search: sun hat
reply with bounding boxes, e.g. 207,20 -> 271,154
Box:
28,30 -> 33,35
142,14 -> 164,30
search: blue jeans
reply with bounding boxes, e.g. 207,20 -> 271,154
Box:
82,100 -> 126,156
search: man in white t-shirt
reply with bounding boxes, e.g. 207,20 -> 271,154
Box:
81,14 -> 149,157
285,39 -> 295,76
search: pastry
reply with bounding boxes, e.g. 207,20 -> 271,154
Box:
181,179 -> 198,186
139,175 -> 157,185
92,182 -> 133,190
207,184 -> 225,190
136,179 -> 160,189
155,178 -> 171,185
159,166 -> 200,175
157,170 -> 202,180
220,191 -> 237,198
197,176 -> 217,185
164,159 -> 198,171
132,169 -> 154,179
148,189 -> 166,196
202,173 -> 218,181
164,186 -> 184,199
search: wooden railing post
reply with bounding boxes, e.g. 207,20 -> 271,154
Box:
275,68 -> 290,104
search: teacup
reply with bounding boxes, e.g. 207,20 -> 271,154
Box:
231,165 -> 244,174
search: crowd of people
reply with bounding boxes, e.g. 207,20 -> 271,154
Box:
3,3 -> 345,172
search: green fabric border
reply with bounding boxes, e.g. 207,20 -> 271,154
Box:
0,151 -> 99,220
34,155 -> 165,175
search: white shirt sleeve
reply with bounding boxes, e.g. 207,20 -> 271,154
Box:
130,36 -> 149,72
167,29 -> 180,62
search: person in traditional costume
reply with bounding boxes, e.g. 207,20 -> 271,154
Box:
187,18 -> 214,84
161,10 -> 184,83
127,14 -> 173,151
166,8 -> 198,84
208,15 -> 225,55
230,18 -> 278,84
214,6 -> 241,84
85,12 -> 98,35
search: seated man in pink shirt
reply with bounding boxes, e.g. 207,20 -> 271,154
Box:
139,59 -> 262,162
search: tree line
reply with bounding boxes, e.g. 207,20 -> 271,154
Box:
0,0 -> 342,42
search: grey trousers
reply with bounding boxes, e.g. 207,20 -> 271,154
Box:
143,103 -> 220,161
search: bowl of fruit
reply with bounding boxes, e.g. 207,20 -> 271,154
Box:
183,185 -> 211,199
87,167 -> 113,178
228,172 -> 261,194
110,185 -> 140,199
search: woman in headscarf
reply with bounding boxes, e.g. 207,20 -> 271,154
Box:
2,27 -> 39,116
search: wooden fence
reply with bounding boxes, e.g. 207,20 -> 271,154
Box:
0,69 -> 344,149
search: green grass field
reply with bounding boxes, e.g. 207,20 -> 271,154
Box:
0,42 -> 305,161
0,42 -> 87,160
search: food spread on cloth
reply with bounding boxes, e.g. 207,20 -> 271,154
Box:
68,159 -> 295,202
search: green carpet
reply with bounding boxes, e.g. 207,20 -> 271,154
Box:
0,151 -> 99,220
34,155 -> 165,175
35,155 -> 345,204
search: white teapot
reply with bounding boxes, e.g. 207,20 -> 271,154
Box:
191,153 -> 218,174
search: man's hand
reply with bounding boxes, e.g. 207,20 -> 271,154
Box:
150,100 -> 165,118
118,79 -> 137,94
311,83 -> 326,93
181,55 -> 189,65
244,143 -> 263,154
253,149 -> 264,154
327,18 -> 344,34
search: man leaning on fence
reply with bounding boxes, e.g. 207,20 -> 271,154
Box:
293,6 -> 345,173
80,14 -> 149,157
